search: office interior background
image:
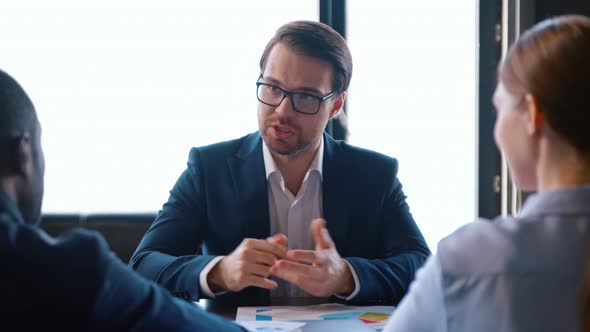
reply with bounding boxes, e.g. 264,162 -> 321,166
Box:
1,0 -> 588,256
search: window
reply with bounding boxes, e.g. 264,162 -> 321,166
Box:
347,1 -> 477,250
0,0 -> 317,213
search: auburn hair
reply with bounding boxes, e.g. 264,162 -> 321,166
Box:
500,15 -> 590,153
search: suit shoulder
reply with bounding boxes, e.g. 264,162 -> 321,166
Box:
187,132 -> 256,162
1,221 -> 113,291
58,227 -> 112,254
333,140 -> 399,177
335,140 -> 396,161
1,218 -> 109,262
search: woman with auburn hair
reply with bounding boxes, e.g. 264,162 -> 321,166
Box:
385,15 -> 590,332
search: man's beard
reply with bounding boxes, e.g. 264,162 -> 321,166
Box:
20,177 -> 44,226
262,125 -> 314,157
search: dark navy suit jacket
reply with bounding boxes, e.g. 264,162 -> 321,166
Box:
0,190 -> 243,332
130,132 -> 430,305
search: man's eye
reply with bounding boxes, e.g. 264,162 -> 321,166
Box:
297,94 -> 315,102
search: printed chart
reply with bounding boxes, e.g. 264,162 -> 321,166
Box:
237,303 -> 394,332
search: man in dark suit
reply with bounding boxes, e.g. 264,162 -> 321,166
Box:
130,21 -> 430,306
0,69 -> 244,331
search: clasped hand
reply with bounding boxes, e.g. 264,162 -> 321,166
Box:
207,218 -> 354,297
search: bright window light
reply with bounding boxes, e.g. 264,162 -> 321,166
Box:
0,0 -> 318,213
347,1 -> 477,251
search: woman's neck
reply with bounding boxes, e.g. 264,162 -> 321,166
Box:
537,136 -> 590,192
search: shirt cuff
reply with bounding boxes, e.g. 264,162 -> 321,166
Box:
199,256 -> 228,298
334,259 -> 360,301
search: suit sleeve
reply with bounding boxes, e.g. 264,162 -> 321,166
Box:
92,248 -> 244,332
344,160 -> 431,305
129,148 -> 217,301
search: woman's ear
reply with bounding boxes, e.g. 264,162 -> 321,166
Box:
524,94 -> 544,136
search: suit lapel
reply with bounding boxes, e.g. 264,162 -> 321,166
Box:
228,133 -> 271,240
321,133 -> 350,252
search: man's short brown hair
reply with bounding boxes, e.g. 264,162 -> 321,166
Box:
259,20 -> 353,93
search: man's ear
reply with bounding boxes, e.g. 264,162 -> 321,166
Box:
523,93 -> 544,136
329,91 -> 346,120
3,133 -> 33,177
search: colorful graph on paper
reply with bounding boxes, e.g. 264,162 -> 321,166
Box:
236,304 -> 394,331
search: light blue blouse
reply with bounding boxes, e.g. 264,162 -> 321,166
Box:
385,185 -> 590,332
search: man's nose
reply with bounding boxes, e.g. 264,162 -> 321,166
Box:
275,94 -> 294,116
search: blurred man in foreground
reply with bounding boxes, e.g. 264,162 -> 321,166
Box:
0,69 -> 244,331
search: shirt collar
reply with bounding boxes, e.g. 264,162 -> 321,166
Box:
519,184 -> 590,218
262,136 -> 324,181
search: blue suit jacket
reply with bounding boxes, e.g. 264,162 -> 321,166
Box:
130,132 -> 430,305
0,190 -> 243,332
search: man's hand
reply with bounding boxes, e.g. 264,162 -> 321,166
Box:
270,219 -> 354,297
207,233 -> 288,293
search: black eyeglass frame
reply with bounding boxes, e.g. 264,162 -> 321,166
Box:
255,81 -> 337,115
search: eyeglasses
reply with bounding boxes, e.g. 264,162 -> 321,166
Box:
256,81 -> 337,115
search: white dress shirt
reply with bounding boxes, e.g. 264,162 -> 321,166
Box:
199,137 -> 359,300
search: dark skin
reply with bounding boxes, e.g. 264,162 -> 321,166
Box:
0,126 -> 44,225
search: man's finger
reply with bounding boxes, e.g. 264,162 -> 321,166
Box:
286,249 -> 327,265
271,260 -> 307,287
245,239 -> 288,258
271,259 -> 325,285
311,218 -> 333,250
267,233 -> 288,247
243,249 -> 277,266
247,275 -> 278,290
244,262 -> 273,278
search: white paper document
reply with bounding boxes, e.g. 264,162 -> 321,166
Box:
238,320 -> 306,332
236,303 -> 394,332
